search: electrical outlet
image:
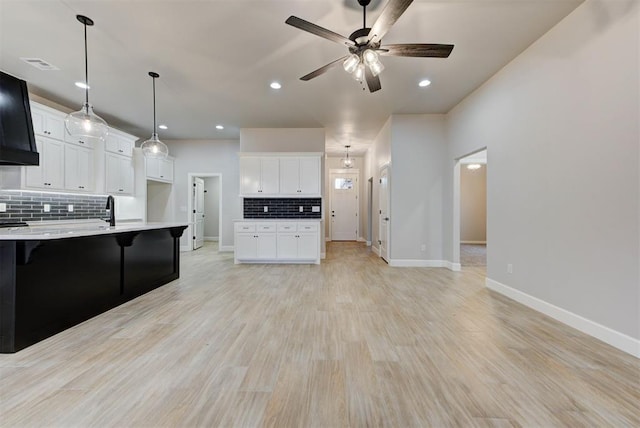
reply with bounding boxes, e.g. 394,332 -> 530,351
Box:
299,206 -> 304,212
507,264 -> 513,274
420,244 -> 426,252
263,206 -> 268,213
68,204 -> 74,212
0,203 -> 6,212
312,206 -> 320,213
43,204 -> 50,213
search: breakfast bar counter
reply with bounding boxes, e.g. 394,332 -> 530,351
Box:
0,221 -> 188,353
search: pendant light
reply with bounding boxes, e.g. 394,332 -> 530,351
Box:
65,15 -> 109,142
342,145 -> 354,168
140,72 -> 169,159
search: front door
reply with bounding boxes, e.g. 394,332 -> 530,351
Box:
330,172 -> 359,241
379,166 -> 389,262
193,177 -> 205,250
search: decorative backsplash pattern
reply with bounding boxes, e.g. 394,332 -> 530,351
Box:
244,198 -> 322,219
0,190 -> 108,223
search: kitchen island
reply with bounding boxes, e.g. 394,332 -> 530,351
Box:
0,221 -> 188,353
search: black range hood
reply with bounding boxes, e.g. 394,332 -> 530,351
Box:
0,70 -> 39,166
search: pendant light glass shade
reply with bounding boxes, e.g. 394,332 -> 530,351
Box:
65,102 -> 108,141
65,15 -> 109,142
141,71 -> 169,159
342,145 -> 354,168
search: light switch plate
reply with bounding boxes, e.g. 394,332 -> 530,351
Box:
264,206 -> 268,212
312,206 -> 320,213
43,204 -> 51,213
0,203 -> 6,212
68,204 -> 74,212
299,206 -> 304,212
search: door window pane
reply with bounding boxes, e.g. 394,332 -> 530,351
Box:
335,178 -> 353,190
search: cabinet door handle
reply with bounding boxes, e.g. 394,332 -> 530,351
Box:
79,140 -> 84,144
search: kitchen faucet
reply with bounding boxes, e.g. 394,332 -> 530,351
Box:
105,195 -> 116,227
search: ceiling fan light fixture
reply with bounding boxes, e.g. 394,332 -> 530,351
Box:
369,59 -> 385,77
362,49 -> 378,66
65,15 -> 108,142
353,63 -> 366,82
343,54 -> 360,74
141,71 -> 169,159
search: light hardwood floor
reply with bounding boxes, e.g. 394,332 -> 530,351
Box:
1,242 -> 638,427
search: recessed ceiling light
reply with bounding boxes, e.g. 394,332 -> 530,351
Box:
418,79 -> 431,87
467,164 -> 482,170
216,125 -> 224,130
75,81 -> 90,89
270,82 -> 282,89
158,124 -> 168,130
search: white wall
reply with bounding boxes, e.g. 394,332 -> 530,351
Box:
390,115 -> 447,262
203,176 -> 220,239
368,117 -> 391,254
446,0 -> 639,343
460,165 -> 487,243
165,139 -> 241,250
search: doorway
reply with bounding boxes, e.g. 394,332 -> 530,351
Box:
455,150 -> 487,267
329,169 -> 359,241
187,173 -> 222,252
379,165 -> 390,262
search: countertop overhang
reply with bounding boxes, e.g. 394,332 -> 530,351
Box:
0,220 -> 189,240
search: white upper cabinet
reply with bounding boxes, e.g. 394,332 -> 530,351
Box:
240,156 -> 280,196
105,152 -> 134,195
146,157 -> 174,183
25,137 -> 65,190
64,144 -> 94,192
30,105 -> 66,141
279,156 -> 321,196
105,131 -> 135,157
240,154 -> 321,197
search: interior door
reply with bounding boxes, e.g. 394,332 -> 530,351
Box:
330,172 -> 358,241
379,166 -> 390,262
193,177 -> 205,250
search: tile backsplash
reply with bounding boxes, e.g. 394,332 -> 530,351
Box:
244,198 -> 322,219
0,190 -> 108,223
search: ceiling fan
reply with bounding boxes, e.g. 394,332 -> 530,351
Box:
285,0 -> 454,93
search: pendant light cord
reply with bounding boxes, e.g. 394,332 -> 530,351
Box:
363,5 -> 366,29
152,76 -> 157,133
83,22 -> 89,109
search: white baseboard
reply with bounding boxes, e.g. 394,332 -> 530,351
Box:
461,241 -> 487,244
180,245 -> 191,252
219,245 -> 234,252
321,252 -> 326,259
445,261 -> 462,272
204,236 -> 219,242
486,278 -> 640,358
372,245 -> 380,256
357,237 -> 366,243
388,259 -> 447,268
366,240 -> 371,247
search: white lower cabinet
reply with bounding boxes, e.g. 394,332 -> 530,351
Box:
234,221 -> 320,264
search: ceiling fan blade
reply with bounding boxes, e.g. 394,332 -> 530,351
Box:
365,67 -> 382,93
300,56 -> 349,81
368,0 -> 414,45
379,44 -> 454,58
286,16 -> 355,47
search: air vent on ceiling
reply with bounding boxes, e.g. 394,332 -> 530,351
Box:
20,58 -> 59,71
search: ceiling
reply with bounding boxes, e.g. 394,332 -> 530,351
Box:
0,0 -> 582,155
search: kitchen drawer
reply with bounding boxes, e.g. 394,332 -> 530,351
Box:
257,223 -> 277,232
235,223 -> 256,232
277,223 -> 297,232
297,222 -> 318,232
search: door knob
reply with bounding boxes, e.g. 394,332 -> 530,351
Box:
384,217 -> 389,221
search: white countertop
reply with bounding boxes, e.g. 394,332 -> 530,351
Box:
0,220 -> 189,241
234,218 -> 322,222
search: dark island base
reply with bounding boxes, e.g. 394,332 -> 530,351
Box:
0,226 -> 187,353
